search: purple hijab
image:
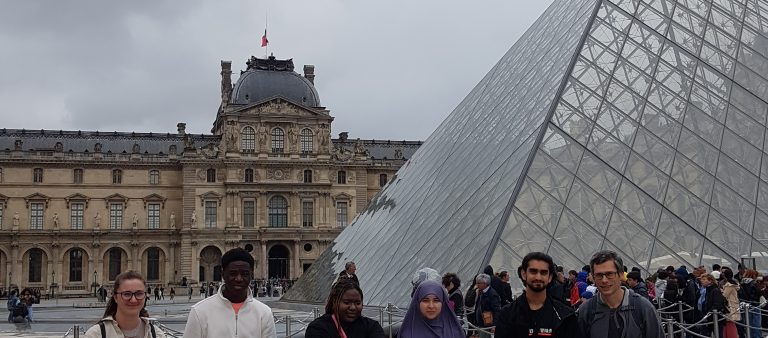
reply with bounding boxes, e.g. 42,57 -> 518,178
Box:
400,280 -> 465,338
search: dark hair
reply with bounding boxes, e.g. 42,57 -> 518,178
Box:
631,267 -> 641,272
568,270 -> 578,277
713,264 -> 721,271
722,268 -> 738,285
582,265 -> 591,273
222,247 -> 254,270
20,288 -> 32,296
589,250 -> 623,275
10,289 -> 18,297
325,280 -> 363,314
665,266 -> 675,273
556,266 -> 564,273
522,252 -> 555,276
499,271 -> 509,279
442,272 -> 461,291
658,270 -> 669,280
103,270 -> 149,319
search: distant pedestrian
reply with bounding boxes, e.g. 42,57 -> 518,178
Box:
337,261 -> 360,286
160,286 -> 165,300
169,287 -> 175,300
474,273 -> 501,338
7,289 -> 19,323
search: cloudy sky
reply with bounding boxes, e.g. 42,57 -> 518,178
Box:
0,0 -> 555,141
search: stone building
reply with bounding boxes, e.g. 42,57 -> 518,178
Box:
0,55 -> 421,295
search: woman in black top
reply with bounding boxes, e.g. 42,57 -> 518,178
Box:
697,273 -> 727,337
305,280 -> 384,338
442,272 -> 464,317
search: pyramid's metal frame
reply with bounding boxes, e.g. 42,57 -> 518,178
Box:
285,0 -> 768,307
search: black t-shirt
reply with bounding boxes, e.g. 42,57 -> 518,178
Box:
608,309 -> 624,338
528,304 -> 557,337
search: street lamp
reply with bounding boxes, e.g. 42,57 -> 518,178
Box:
92,270 -> 98,297
50,270 -> 57,299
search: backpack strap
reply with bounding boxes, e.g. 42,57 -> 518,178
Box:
627,293 -> 646,336
150,321 -> 156,338
99,321 -> 106,338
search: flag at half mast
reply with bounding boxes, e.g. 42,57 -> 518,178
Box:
261,29 -> 268,47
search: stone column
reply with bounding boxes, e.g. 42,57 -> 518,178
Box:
261,241 -> 268,279
293,241 -> 300,279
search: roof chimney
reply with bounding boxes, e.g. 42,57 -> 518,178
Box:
303,65 -> 315,84
339,132 -> 348,141
221,61 -> 233,102
177,123 -> 186,136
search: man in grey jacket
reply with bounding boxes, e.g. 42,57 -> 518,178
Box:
576,250 -> 663,338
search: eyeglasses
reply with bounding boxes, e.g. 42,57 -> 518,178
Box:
117,291 -> 147,300
593,271 -> 618,280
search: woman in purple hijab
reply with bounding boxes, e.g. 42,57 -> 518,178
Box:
399,280 -> 465,338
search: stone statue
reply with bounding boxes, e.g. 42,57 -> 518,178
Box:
12,212 -> 20,229
94,212 -> 102,229
288,125 -> 299,151
52,213 -> 60,228
94,143 -> 102,152
14,139 -> 22,151
170,212 -> 176,229
54,142 -> 63,152
394,149 -> 403,159
354,138 -> 366,155
132,143 -> 141,154
132,213 -> 139,228
190,210 -> 197,228
225,124 -> 238,151
257,124 -> 268,148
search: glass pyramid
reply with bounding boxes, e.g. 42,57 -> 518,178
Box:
285,0 -> 768,307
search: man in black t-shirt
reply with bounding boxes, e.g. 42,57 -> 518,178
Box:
495,252 -> 578,338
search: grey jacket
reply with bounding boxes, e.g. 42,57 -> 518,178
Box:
576,287 -> 663,338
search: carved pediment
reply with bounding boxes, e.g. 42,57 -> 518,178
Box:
237,98 -> 328,118
65,193 -> 90,208
199,191 -> 223,206
105,193 -> 128,205
332,192 -> 353,201
142,193 -> 167,208
24,193 -> 50,208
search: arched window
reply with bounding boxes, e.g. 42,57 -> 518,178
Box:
379,174 -> 388,187
28,249 -> 43,283
244,169 -> 254,183
69,249 -> 83,282
268,196 -> 288,227
206,169 -> 216,183
149,170 -> 160,185
301,129 -> 314,154
112,169 -> 122,184
303,170 -> 313,183
108,248 -> 122,281
271,128 -> 284,153
241,127 -> 256,152
147,248 -> 160,281
337,171 -> 347,184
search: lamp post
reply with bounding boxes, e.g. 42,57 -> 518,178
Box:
92,270 -> 98,297
50,270 -> 57,299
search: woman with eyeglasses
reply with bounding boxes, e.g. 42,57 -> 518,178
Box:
84,270 -> 166,338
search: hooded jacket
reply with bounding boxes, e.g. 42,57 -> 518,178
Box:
575,287 -> 663,338
84,316 -> 167,338
495,292 -> 578,338
183,284 -> 276,338
631,281 -> 649,300
722,281 -> 741,322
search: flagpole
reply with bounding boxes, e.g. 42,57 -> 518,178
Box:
265,8 -> 268,58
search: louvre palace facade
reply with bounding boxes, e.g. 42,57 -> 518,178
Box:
0,55 -> 421,295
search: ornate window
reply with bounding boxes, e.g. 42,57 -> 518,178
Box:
271,128 -> 285,153
30,202 -> 44,230
268,196 -> 288,227
337,171 -> 347,184
147,248 -> 160,281
70,203 -> 84,230
112,169 -> 122,184
149,170 -> 160,185
241,127 -> 256,152
73,169 -> 83,184
301,129 -> 314,153
109,203 -> 123,229
379,174 -> 388,187
206,169 -> 216,183
243,200 -> 255,227
147,203 -> 160,229
205,201 -> 217,228
245,169 -> 254,183
108,248 -> 122,281
303,170 -> 313,183
69,249 -> 83,282
33,168 -> 43,183
28,249 -> 42,283
336,201 -> 348,227
302,200 -> 313,227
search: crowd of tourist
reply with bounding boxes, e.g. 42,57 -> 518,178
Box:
6,247 -> 768,337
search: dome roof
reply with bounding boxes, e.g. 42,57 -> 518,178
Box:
230,56 -> 321,107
